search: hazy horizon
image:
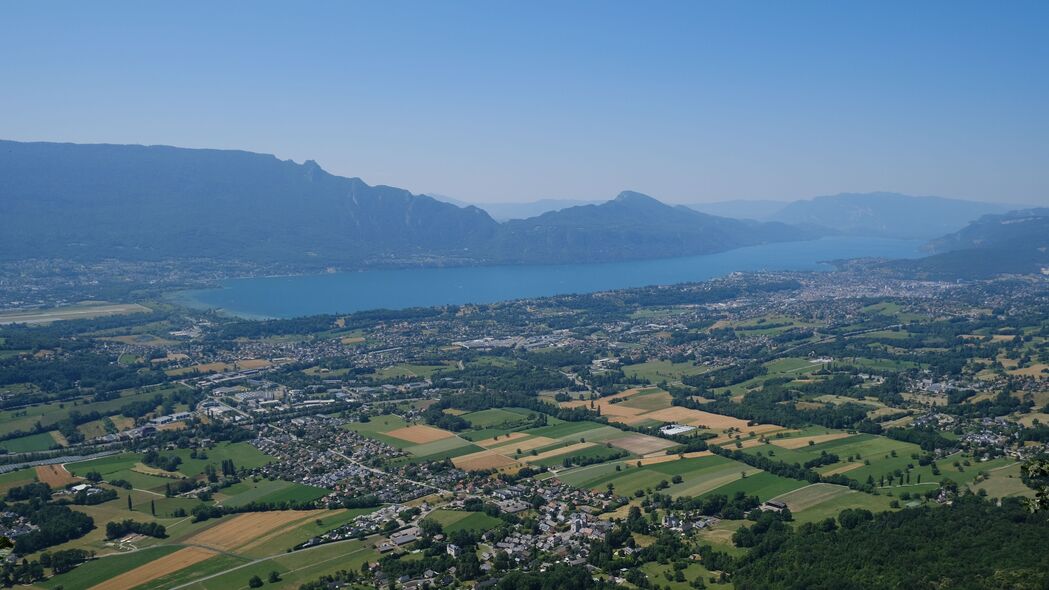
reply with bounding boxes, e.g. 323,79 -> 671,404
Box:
3,1 -> 1048,205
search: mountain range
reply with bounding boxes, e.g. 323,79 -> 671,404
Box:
443,192 -> 1018,241
0,140 -> 1038,276
456,192 -> 1016,240
0,140 -> 497,265
0,140 -> 813,267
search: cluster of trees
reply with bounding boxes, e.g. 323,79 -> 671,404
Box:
5,482 -> 52,502
39,548 -> 92,575
120,386 -> 201,419
189,497 -> 320,522
495,565 -> 618,589
421,405 -> 471,432
732,496 -> 1049,589
693,384 -> 877,431
732,509 -> 793,548
119,395 -> 166,418
884,426 -> 955,451
105,519 -> 167,539
10,504 -> 94,554
164,479 -> 199,497
943,390 -> 1032,420
428,390 -> 603,426
590,525 -> 725,588
0,351 -> 167,396
340,494 -> 381,509
201,458 -> 237,483
0,558 -> 45,585
643,490 -> 762,520
447,364 -> 574,397
683,363 -> 768,390
802,451 -> 840,470
142,449 -> 183,472
560,448 -> 627,468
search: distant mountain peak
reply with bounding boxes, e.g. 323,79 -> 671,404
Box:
614,190 -> 660,205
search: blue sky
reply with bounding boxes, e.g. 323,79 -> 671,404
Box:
2,1 -> 1047,204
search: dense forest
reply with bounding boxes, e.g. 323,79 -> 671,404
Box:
732,496 -> 1049,590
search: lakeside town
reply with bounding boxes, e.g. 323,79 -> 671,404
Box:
0,268 -> 1045,588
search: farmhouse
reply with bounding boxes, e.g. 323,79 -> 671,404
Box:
660,423 -> 697,436
150,411 -> 193,425
760,500 -> 787,513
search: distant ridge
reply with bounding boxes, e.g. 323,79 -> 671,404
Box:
0,140 -> 499,265
887,208 -> 1049,278
768,192 -> 1015,239
428,196 -> 603,221
0,140 -> 816,267
497,192 -> 1017,240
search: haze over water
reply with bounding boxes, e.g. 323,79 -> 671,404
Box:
179,237 -> 922,318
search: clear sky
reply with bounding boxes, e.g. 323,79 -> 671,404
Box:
2,1 -> 1047,205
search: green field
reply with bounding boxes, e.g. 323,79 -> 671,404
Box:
167,442 -> 274,477
43,506 -> 381,587
133,553 -> 252,590
558,454 -> 778,498
830,358 -> 918,371
0,467 -> 37,493
343,415 -> 411,447
639,561 -> 732,590
702,471 -> 806,501
743,433 -> 1003,491
67,456 -> 157,492
233,508 -> 380,557
344,415 -> 488,460
132,495 -> 207,517
461,408 -> 533,428
522,420 -> 607,440
404,436 -> 480,460
374,362 -> 451,379
713,357 -> 820,395
39,545 -> 183,590
969,462 -> 1035,499
531,444 -> 628,468
425,509 -> 502,534
0,383 -> 189,437
76,418 -> 113,439
0,430 -> 60,452
624,360 -> 710,383
617,388 -> 673,411
457,409 -> 565,442
771,483 -> 896,523
220,479 -> 330,507
175,539 -> 378,590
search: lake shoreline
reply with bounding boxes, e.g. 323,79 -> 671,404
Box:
175,237 -> 924,319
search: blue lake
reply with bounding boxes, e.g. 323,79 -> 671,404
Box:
176,237 -> 924,318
